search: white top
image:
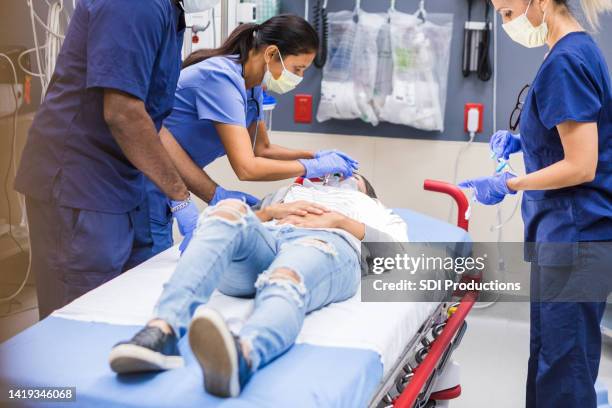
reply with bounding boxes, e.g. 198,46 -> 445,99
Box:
262,180 -> 409,252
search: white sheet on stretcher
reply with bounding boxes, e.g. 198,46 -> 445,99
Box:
53,246 -> 437,374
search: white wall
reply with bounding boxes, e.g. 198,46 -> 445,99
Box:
198,131 -> 526,242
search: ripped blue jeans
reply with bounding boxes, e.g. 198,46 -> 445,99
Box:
153,199 -> 360,372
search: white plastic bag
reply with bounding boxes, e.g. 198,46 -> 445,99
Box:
352,11 -> 385,125
316,10 -> 385,125
373,19 -> 393,117
379,11 -> 453,131
317,11 -> 360,122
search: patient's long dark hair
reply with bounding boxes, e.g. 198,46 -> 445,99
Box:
358,175 -> 377,199
182,14 -> 319,69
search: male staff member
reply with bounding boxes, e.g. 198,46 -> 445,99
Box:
14,0 -> 199,318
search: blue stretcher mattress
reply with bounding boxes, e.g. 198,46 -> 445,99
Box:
0,209 -> 470,408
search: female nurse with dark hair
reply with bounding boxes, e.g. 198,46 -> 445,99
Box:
146,14 -> 358,254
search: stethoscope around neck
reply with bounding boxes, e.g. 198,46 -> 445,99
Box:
247,88 -> 260,150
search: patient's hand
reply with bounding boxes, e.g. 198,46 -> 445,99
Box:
278,211 -> 366,240
257,201 -> 329,222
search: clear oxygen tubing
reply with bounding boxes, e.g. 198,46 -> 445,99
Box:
449,132 -> 475,223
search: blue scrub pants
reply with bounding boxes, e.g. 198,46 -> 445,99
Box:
526,243 -> 612,408
26,196 -> 154,319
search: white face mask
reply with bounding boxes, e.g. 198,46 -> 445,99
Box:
182,0 -> 219,14
262,50 -> 303,94
502,0 -> 549,48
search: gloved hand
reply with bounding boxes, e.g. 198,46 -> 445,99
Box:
458,172 -> 517,205
170,197 -> 200,236
299,152 -> 357,178
490,130 -> 521,160
210,186 -> 260,206
179,232 -> 193,254
314,150 -> 359,169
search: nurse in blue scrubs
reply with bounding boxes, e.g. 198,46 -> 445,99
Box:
147,14 -> 358,253
460,0 -> 612,406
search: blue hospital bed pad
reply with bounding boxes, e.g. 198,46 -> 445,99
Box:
0,317 -> 381,408
0,209 -> 470,408
392,208 -> 471,243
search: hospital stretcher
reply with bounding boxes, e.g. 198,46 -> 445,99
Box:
0,180 -> 476,408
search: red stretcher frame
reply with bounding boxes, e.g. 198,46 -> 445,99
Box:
393,179 -> 478,408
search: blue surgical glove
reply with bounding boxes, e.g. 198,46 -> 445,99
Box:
458,172 -> 517,205
299,152 -> 356,178
490,130 -> 521,160
210,186 -> 260,207
179,232 -> 193,254
315,150 -> 359,168
170,197 -> 200,236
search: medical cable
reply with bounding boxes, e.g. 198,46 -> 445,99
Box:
17,45 -> 48,79
312,0 -> 328,68
448,125 -> 476,224
0,53 -> 32,305
476,1 -> 492,81
462,0 -> 492,81
26,0 -> 69,101
211,7 -> 217,48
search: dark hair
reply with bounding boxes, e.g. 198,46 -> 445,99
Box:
358,174 -> 377,199
182,14 -> 319,69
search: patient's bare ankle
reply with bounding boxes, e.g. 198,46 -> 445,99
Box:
147,319 -> 174,336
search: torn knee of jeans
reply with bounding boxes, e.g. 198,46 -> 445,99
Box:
255,268 -> 307,308
202,199 -> 249,225
292,238 -> 337,257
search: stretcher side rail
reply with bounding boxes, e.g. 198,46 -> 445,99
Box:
392,180 -> 476,408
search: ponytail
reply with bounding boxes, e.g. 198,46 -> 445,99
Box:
182,23 -> 258,69
182,14 -> 319,69
579,0 -> 612,29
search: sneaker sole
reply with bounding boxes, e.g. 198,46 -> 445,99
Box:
109,344 -> 184,374
189,308 -> 240,398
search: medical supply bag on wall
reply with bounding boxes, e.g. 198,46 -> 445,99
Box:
379,11 -> 453,131
316,10 -> 385,125
373,20 -> 393,118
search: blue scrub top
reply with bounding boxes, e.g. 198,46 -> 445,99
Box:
520,32 -> 612,264
163,55 -> 264,168
146,55 -> 263,226
14,0 -> 185,213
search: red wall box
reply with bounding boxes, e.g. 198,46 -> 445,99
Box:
294,94 -> 312,123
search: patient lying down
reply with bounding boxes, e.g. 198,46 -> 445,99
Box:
109,174 -> 407,398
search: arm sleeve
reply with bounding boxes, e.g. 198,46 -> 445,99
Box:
535,52 -> 602,130
86,0 -> 167,101
194,71 -> 246,126
363,225 -> 395,242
